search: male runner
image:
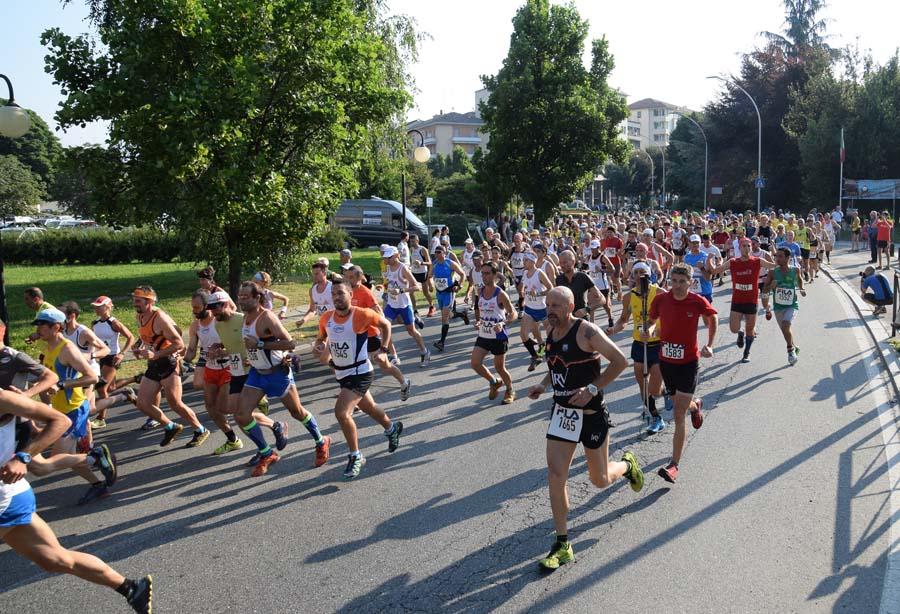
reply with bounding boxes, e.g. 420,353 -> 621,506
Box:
238,283 -> 331,476
520,253 -> 554,372
586,240 -> 615,329
555,251 -> 603,320
382,246 -> 431,366
296,261 -> 334,328
750,237 -> 774,321
314,279 -> 403,479
649,263 -> 717,483
765,247 -> 807,365
131,286 -> 209,448
509,233 -> 528,312
432,245 -> 469,352
527,287 -> 643,570
600,227 -> 624,300
408,234 -> 434,320
684,235 -> 715,303
471,261 -> 518,404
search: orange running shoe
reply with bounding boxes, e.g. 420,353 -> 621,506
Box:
251,451 -> 280,477
314,436 -> 331,468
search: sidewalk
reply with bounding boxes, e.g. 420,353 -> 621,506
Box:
821,242 -> 900,402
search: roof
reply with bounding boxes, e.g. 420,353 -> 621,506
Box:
407,111 -> 484,129
628,97 -> 680,110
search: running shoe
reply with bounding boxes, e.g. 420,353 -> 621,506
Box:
213,438 -> 244,455
536,343 -> 546,358
400,378 -> 411,401
185,429 -> 210,448
78,483 -> 109,505
122,386 -> 138,406
488,377 -> 502,400
647,415 -> 666,434
742,349 -> 751,363
343,453 -> 366,480
658,462 -> 679,483
528,357 -> 539,372
257,398 -> 270,416
140,418 -> 160,431
607,317 -> 614,330
460,310 -> 470,326
426,305 -> 435,317
314,435 -> 331,467
246,451 -> 262,467
391,355 -> 402,367
664,394 -> 674,412
273,421 -> 289,451
126,575 -> 153,614
251,451 -> 279,477
420,350 -> 431,368
159,423 -> 184,447
386,421 -> 403,452
690,398 -> 703,430
765,310 -> 772,321
539,540 -> 574,570
502,389 -> 516,405
90,444 -> 118,487
433,340 -> 445,352
621,451 -> 644,492
90,418 -> 107,429
736,331 -> 745,348
414,316 -> 425,330
788,348 -> 798,365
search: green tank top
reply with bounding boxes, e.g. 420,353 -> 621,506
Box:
772,267 -> 799,311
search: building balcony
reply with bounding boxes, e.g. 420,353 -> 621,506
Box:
423,136 -> 437,145
451,135 -> 482,144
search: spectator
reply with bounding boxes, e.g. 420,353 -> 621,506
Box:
860,265 -> 894,316
876,212 -> 893,270
850,214 -> 861,252
868,211 -> 879,264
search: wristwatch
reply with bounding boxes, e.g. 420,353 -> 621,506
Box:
586,383 -> 599,397
256,340 -> 265,349
14,452 -> 32,465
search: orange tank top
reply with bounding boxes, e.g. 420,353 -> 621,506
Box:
139,308 -> 171,351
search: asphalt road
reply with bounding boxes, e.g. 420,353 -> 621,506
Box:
1,269 -> 897,613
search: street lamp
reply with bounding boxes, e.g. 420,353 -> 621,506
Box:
708,75 -> 762,214
668,110 -> 709,211
401,128 -> 430,232
0,74 -> 31,345
633,149 -> 654,208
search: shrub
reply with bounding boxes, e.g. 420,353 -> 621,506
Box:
311,226 -> 356,253
4,227 -> 184,265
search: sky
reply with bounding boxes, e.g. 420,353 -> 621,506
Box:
3,0 -> 898,147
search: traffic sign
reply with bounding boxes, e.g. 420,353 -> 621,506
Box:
426,197 -> 433,208
711,187 -> 723,195
755,177 -> 766,189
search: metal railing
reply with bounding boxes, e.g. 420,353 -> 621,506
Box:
893,271 -> 900,336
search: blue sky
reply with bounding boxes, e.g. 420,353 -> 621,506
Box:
5,0 -> 899,148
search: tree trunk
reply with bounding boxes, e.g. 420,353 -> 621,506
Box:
225,228 -> 242,299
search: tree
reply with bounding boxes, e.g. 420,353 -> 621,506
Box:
478,0 -> 627,221
42,0 -> 414,293
761,0 -> 836,61
666,116 -> 707,209
0,105 -> 62,196
0,155 -> 44,217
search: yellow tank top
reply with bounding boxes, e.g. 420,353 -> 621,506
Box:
630,285 -> 661,343
41,339 -> 87,413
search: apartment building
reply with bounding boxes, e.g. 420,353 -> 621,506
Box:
625,97 -> 692,150
406,110 -> 488,158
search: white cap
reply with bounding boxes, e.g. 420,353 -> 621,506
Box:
207,291 -> 232,306
642,228 -> 654,236
524,252 -> 537,262
464,237 -> 474,243
382,246 -> 398,258
589,239 -> 601,249
631,262 -> 652,277
689,234 -> 701,242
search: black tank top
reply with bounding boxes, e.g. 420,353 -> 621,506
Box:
545,319 -> 604,411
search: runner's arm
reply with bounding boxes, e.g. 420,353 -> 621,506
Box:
0,390 -> 71,483
184,321 -> 200,363
80,327 -> 110,360
375,313 -> 392,352
402,267 -> 421,293
111,318 -> 135,356
703,312 -> 717,350
499,290 -> 518,322
609,296 -> 632,333
59,343 -> 100,389
259,314 -> 297,351
296,288 -> 318,326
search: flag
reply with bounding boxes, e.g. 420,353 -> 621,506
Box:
840,127 -> 846,163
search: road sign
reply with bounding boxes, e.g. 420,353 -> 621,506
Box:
755,177 -> 766,189
711,187 -> 723,195
426,197 -> 433,208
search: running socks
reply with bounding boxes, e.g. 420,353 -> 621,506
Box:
648,395 -> 662,417
225,430 -> 238,443
242,419 -> 271,455
116,579 -> 136,598
301,413 -> 324,445
555,534 -> 568,545
744,334 -> 755,353
440,323 -> 449,343
384,423 -> 397,436
524,339 -> 537,358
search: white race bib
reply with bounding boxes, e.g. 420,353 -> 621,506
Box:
662,342 -> 685,361
604,248 -> 617,258
547,404 -> 583,442
227,354 -> 246,377
690,277 -> 701,292
774,287 -> 795,306
735,283 -> 753,291
435,278 -> 450,292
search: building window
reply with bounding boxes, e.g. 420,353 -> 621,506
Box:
453,127 -> 461,137
654,134 -> 664,142
637,111 -> 642,118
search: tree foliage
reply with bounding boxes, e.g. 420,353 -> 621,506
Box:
0,155 -> 45,217
43,0 -> 414,294
0,105 -> 62,196
478,0 -> 627,221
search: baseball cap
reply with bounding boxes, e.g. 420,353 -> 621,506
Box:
32,307 -> 66,326
643,228 -> 654,236
472,250 -> 483,258
382,246 -> 398,258
689,234 -> 701,242
589,239 -> 601,249
464,237 -> 473,244
315,257 -> 330,267
91,295 -> 112,307
339,248 -> 352,257
631,262 -> 652,277
340,262 -> 354,271
206,291 -> 232,308
524,252 -> 537,262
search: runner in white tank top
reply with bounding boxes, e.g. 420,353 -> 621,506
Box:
297,262 -> 334,329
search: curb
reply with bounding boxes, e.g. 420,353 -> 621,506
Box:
821,262 -> 900,404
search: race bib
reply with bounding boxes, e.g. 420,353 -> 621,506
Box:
547,404 -> 583,442
329,341 -> 349,360
662,342 -> 685,361
227,354 -> 246,376
690,277 -> 701,292
247,347 -> 260,363
435,278 -> 450,292
735,283 -> 753,291
604,248 -> 617,258
480,319 -> 499,336
316,304 -> 329,315
774,287 -> 795,306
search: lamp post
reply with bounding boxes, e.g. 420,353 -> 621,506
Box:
0,74 -> 32,345
708,75 -> 762,214
634,149 -> 654,209
668,110 -> 709,211
401,128 -> 431,233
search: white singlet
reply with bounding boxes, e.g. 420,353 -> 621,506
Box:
196,318 -> 225,370
310,281 -> 334,316
92,317 -> 120,355
386,264 -> 412,309
242,314 -> 285,371
522,269 -> 547,310
477,287 -> 507,340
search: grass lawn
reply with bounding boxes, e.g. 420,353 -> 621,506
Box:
4,249 -> 386,375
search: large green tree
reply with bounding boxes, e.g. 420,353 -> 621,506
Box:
43,0 -> 413,292
0,106 -> 62,195
0,155 -> 44,217
478,0 -> 627,221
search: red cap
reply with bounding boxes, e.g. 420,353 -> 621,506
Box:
91,295 -> 112,307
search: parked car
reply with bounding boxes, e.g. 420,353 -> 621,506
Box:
334,198 -> 429,247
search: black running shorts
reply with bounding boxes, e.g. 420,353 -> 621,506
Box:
660,360 -> 699,396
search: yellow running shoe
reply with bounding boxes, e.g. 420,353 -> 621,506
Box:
621,450 -> 644,492
488,378 -> 502,400
502,389 -> 516,405
539,540 -> 574,570
257,398 -> 270,416
213,438 -> 244,455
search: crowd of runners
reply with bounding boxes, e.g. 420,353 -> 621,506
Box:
1,206 -> 851,610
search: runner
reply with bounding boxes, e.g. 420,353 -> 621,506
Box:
648,263 -> 717,484
313,279 -> 403,480
520,253 -> 554,372
131,286 -> 209,448
555,250 -> 603,320
252,271 -> 290,319
471,261 -> 518,404
0,390 -> 152,613
237,283 -> 331,476
750,237 -> 775,321
90,296 -> 136,429
765,247 -> 807,365
296,261 -> 334,329
586,240 -> 615,329
607,263 -> 667,433
381,246 -> 431,366
711,238 -> 777,362
509,233 -> 528,313
431,245 -> 469,352
600,227 -> 624,300
527,286 -> 643,570
684,235 -> 715,303
408,234 -> 433,323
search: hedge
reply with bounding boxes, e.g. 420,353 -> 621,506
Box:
3,227 -> 185,265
